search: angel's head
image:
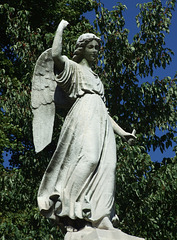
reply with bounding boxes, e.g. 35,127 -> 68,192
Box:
73,33 -> 101,65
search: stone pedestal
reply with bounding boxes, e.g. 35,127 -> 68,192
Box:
64,227 -> 145,240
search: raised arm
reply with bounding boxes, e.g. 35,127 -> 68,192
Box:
109,116 -> 136,145
52,20 -> 69,73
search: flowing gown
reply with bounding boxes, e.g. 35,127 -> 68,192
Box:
37,56 -> 117,225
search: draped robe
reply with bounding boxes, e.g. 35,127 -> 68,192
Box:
37,57 -> 117,224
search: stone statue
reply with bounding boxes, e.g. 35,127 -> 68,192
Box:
31,20 -> 144,240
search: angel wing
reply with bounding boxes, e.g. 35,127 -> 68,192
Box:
31,48 -> 71,153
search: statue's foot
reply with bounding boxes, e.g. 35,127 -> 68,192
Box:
93,216 -> 114,230
66,226 -> 78,232
112,214 -> 119,228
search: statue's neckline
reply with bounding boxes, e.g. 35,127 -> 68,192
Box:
84,66 -> 98,78
89,68 -> 98,77
79,59 -> 98,77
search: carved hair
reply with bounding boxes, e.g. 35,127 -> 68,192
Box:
72,33 -> 101,63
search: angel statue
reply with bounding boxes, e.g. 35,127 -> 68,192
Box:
31,20 -> 143,239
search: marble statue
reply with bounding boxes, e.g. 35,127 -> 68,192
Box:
31,20 -> 144,240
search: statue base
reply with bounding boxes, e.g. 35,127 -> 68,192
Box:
64,227 -> 145,240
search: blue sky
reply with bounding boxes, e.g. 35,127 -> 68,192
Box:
84,0 -> 177,162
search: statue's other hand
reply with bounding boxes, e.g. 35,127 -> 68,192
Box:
123,129 -> 137,145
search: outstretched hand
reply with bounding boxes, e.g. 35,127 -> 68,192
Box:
123,129 -> 137,146
52,19 -> 70,72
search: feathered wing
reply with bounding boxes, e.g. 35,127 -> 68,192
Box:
31,48 -> 57,153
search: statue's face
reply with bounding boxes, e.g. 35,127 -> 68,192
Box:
83,40 -> 99,66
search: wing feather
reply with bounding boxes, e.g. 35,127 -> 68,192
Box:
31,48 -> 56,153
31,48 -> 73,153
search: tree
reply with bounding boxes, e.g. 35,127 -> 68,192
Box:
0,0 -> 177,239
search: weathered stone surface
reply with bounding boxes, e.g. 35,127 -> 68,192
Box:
33,19 -> 141,239
64,227 -> 145,240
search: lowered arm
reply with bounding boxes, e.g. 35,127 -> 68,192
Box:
109,116 -> 136,144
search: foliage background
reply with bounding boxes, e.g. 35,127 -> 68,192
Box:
0,0 -> 177,239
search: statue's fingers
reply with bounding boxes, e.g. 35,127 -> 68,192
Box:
132,129 -> 136,135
